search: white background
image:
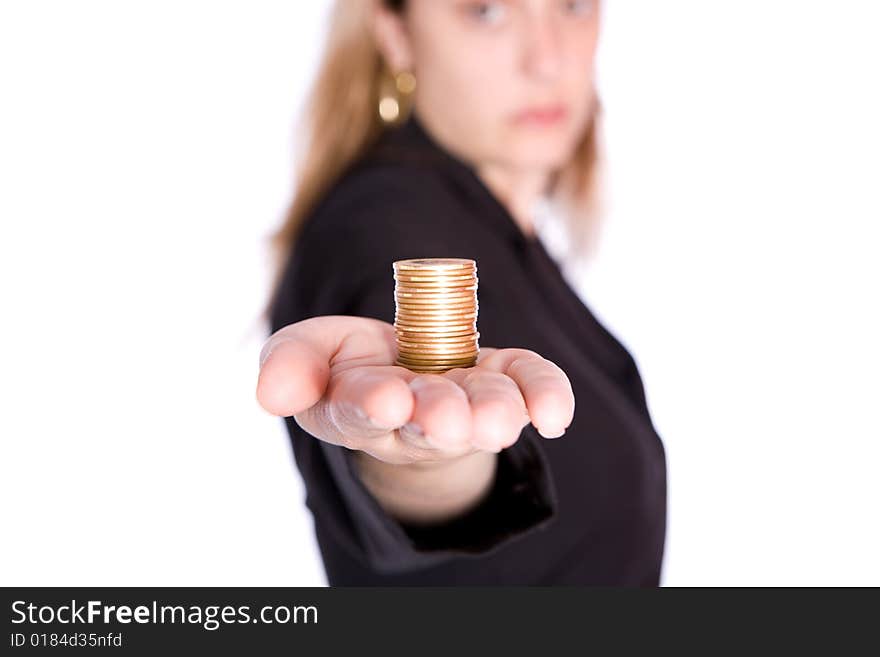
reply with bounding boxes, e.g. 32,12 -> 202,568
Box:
1,1 -> 877,586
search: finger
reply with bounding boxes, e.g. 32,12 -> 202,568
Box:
443,368 -> 530,453
396,421 -> 437,451
403,375 -> 472,450
256,315 -> 395,417
477,348 -> 575,438
321,364 -> 414,441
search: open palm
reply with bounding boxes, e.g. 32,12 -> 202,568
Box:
257,315 -> 574,465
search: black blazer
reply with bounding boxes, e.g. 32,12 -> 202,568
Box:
269,112 -> 667,585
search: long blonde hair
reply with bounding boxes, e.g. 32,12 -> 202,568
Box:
265,0 -> 604,318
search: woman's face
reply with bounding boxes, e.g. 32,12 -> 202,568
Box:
380,0 -> 601,174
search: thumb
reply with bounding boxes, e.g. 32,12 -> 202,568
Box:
256,327 -> 330,417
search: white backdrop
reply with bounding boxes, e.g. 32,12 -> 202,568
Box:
1,1 -> 877,586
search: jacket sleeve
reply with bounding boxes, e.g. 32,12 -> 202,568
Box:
269,166 -> 559,575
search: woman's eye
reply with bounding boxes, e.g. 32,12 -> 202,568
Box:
562,0 -> 595,17
464,1 -> 508,26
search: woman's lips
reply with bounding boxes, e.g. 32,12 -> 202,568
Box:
512,105 -> 568,126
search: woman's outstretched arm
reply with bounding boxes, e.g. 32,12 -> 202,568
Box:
257,315 -> 574,526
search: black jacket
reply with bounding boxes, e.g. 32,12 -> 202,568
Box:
269,112 -> 667,585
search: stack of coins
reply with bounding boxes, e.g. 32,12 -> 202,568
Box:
392,258 -> 479,373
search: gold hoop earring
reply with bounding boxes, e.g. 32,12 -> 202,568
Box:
378,70 -> 417,124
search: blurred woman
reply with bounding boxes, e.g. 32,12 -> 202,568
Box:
258,0 -> 666,585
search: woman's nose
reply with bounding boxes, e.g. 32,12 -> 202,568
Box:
521,17 -> 564,81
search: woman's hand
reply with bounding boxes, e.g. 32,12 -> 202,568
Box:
256,315 -> 575,466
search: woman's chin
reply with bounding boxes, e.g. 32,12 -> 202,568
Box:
506,142 -> 574,171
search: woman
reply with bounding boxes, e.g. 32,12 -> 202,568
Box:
258,0 -> 666,585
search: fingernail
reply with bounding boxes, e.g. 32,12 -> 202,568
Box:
258,344 -> 275,368
352,404 -> 383,427
366,411 -> 398,430
538,426 -> 566,439
259,337 -> 293,368
401,422 -> 424,436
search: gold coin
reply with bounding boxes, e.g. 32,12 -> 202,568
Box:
394,282 -> 477,291
394,308 -> 477,318
396,326 -> 477,334
396,333 -> 479,345
396,332 -> 479,342
393,274 -> 478,285
395,291 -> 477,301
396,299 -> 478,309
397,345 -> 479,354
395,284 -> 475,291
395,296 -> 476,305
397,343 -> 479,354
393,269 -> 476,278
398,350 -> 480,361
393,267 -> 476,277
395,291 -> 476,301
395,317 -> 476,326
394,316 -> 476,325
394,315 -> 477,325
397,356 -> 479,367
392,269 -> 478,283
395,322 -> 476,331
397,278 -> 474,285
397,328 -> 477,336
394,309 -> 477,326
394,324 -> 477,338
396,364 -> 477,372
398,352 -> 479,363
395,327 -> 476,333
394,291 -> 476,299
393,260 -> 475,268
396,352 -> 479,363
397,347 -> 480,358
397,353 -> 477,365
393,258 -> 476,272
395,269 -> 475,276
396,290 -> 476,300
394,294 -> 478,312
395,362 -> 477,372
395,299 -> 476,308
397,342 -> 479,352
394,268 -> 475,277
397,336 -> 476,345
395,322 -> 477,332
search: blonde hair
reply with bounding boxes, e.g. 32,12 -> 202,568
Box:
265,0 -> 604,318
